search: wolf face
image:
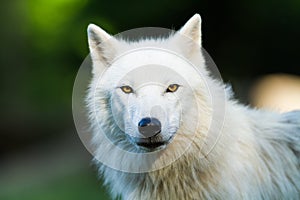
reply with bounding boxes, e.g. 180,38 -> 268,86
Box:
111,64 -> 190,151
87,14 -> 214,154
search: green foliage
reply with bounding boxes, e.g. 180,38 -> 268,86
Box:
0,169 -> 110,200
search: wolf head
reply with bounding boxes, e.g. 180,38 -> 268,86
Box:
86,14 -> 219,157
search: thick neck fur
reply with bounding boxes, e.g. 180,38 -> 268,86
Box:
93,97 -> 299,200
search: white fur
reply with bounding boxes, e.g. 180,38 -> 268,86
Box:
86,14 -> 300,199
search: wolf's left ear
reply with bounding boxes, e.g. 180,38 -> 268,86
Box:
87,24 -> 118,74
177,14 -> 202,47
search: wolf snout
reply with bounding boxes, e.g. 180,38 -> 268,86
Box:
138,117 -> 161,138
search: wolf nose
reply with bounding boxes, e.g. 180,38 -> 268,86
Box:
138,117 -> 161,138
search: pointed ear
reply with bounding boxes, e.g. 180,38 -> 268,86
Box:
179,14 -> 202,46
88,24 -> 112,50
87,24 -> 117,73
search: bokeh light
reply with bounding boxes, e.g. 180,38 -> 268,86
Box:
250,74 -> 300,112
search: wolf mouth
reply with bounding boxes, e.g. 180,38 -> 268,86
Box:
128,134 -> 174,151
136,141 -> 167,149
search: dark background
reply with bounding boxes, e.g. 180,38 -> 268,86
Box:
0,0 -> 299,199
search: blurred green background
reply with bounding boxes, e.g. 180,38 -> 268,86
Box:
0,0 -> 299,200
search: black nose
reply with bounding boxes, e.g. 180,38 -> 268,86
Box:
138,117 -> 161,138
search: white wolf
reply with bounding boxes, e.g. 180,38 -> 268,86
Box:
86,14 -> 300,199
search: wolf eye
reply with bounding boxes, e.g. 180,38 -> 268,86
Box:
166,84 -> 180,93
120,86 -> 133,94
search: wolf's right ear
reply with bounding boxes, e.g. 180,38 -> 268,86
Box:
87,24 -> 117,74
171,14 -> 203,58
178,14 -> 202,46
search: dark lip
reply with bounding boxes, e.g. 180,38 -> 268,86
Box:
134,135 -> 174,150
126,132 -> 176,151
136,141 -> 167,149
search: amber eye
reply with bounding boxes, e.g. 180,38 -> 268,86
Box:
166,84 -> 180,93
120,85 -> 133,94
